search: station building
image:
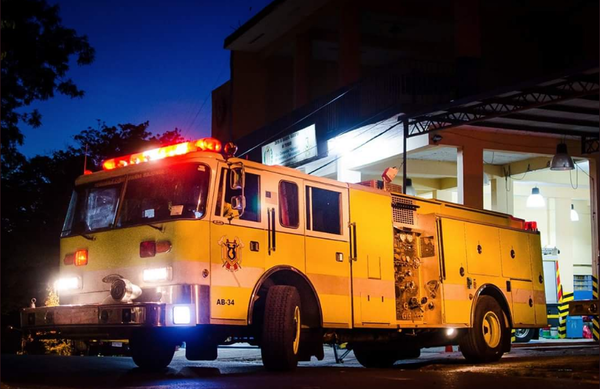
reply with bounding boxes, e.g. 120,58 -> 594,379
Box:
211,0 -> 600,335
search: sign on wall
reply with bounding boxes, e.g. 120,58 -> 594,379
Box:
262,124 -> 317,166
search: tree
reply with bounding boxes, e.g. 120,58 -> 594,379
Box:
1,0 -> 95,174
1,122 -> 185,314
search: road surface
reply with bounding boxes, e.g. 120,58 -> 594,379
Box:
1,340 -> 598,389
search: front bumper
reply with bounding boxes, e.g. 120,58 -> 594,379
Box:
21,302 -> 196,339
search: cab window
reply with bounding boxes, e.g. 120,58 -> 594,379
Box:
279,181 -> 299,228
306,186 -> 341,235
215,168 -> 261,222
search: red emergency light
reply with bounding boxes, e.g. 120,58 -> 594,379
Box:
102,138 -> 222,171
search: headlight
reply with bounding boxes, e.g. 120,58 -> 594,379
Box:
54,277 -> 81,291
143,267 -> 172,282
446,328 -> 456,337
173,305 -> 191,324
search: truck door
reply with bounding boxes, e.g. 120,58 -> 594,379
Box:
304,182 -> 352,328
348,187 -> 396,327
260,172 -> 306,272
209,163 -> 267,324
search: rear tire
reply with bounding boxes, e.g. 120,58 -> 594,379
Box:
130,331 -> 176,370
261,285 -> 302,371
353,347 -> 397,368
514,328 -> 534,343
460,295 -> 507,363
397,347 -> 421,360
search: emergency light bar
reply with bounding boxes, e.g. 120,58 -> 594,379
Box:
102,138 -> 222,171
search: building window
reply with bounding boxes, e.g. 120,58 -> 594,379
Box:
279,181 -> 299,228
306,186 -> 341,235
216,169 -> 261,222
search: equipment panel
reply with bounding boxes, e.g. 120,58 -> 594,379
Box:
394,214 -> 442,325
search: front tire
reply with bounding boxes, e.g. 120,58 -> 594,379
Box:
261,285 -> 302,371
460,295 -> 507,363
130,331 -> 176,370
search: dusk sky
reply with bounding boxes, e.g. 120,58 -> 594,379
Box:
19,0 -> 272,157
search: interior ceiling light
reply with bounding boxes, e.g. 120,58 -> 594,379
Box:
526,187 -> 545,208
550,143 -> 575,171
570,204 -> 579,222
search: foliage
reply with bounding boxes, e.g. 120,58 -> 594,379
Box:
1,0 -> 95,176
45,286 -> 60,307
39,286 -> 72,355
40,339 -> 74,356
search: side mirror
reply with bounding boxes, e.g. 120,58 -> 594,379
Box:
229,163 -> 245,190
231,195 -> 246,216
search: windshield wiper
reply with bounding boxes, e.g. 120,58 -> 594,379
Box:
80,233 -> 96,241
145,223 -> 165,233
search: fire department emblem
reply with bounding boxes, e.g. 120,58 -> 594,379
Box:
218,236 -> 244,272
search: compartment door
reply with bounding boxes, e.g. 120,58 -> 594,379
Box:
348,188 -> 396,327
465,223 -> 501,277
499,229 -> 532,280
529,234 -> 547,326
511,280 -> 536,326
439,218 -> 471,325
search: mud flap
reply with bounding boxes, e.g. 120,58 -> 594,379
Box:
186,336 -> 218,361
297,328 -> 324,361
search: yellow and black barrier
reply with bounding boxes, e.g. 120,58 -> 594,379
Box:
558,292 -> 574,339
511,329 -> 516,343
593,275 -> 599,342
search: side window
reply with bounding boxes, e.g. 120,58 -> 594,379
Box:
279,181 -> 299,228
216,168 -> 261,222
306,186 -> 341,235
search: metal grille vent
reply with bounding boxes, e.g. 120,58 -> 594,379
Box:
392,196 -> 415,225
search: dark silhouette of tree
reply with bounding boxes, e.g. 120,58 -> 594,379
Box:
1,0 -> 95,174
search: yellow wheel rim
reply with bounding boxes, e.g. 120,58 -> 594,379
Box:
482,311 -> 501,348
292,306 -> 301,354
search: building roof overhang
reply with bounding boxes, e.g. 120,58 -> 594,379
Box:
402,63 -> 599,154
224,0 -> 328,51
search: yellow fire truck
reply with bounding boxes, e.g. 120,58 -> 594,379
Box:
21,138 -> 546,370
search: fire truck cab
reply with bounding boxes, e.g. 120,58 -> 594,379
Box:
21,138 -> 546,370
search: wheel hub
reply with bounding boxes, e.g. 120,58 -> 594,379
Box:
292,306 -> 301,354
481,311 -> 501,348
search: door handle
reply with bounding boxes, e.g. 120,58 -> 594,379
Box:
271,208 -> 276,252
349,222 -> 357,261
267,208 -> 272,255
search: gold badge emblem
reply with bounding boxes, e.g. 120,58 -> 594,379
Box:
218,236 -> 244,272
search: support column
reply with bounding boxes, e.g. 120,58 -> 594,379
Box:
294,33 -> 310,109
590,156 -> 599,288
457,144 -> 484,208
491,176 -> 514,215
590,156 -> 600,342
338,1 -> 360,87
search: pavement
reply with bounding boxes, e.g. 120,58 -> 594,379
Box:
1,339 -> 598,389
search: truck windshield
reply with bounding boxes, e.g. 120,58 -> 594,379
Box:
62,163 -> 210,236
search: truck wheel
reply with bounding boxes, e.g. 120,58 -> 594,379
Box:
261,285 -> 302,371
130,331 -> 176,370
353,348 -> 397,368
514,328 -> 534,343
460,296 -> 507,363
397,347 -> 420,360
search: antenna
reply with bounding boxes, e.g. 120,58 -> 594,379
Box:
83,144 -> 88,174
